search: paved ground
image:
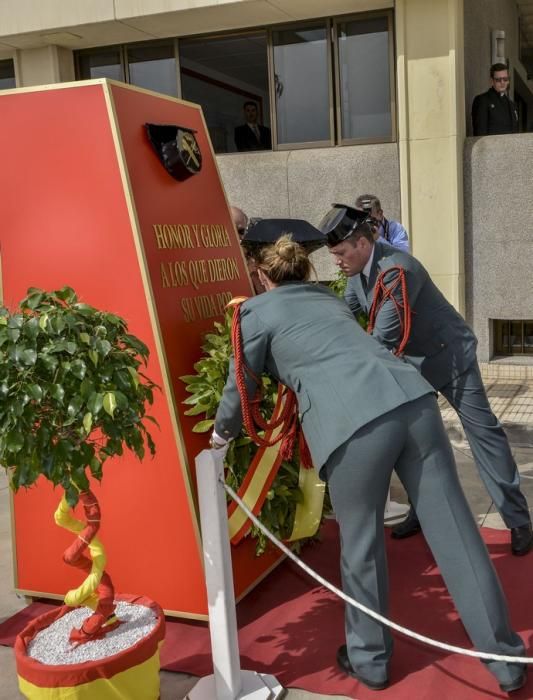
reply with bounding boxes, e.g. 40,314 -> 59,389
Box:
1,372 -> 533,699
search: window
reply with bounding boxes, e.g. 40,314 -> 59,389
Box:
127,41 -> 178,96
77,47 -> 124,81
73,10 -> 395,151
179,32 -> 270,154
519,16 -> 533,85
0,59 -> 15,89
271,24 -> 332,147
494,320 -> 533,355
334,15 -> 394,142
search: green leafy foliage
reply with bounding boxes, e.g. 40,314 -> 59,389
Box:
328,269 -> 348,298
0,287 -> 159,506
181,311 -> 330,556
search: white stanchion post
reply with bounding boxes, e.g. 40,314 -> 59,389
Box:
188,449 -> 284,700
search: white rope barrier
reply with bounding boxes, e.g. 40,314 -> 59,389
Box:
223,480 -> 533,665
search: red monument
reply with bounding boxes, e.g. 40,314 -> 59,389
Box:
0,79 -> 283,618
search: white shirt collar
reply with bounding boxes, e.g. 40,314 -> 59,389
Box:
362,244 -> 375,279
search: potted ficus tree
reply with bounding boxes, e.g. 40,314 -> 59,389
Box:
0,286 -> 165,700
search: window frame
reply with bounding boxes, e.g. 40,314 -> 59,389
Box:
267,19 -> 335,151
74,44 -> 126,83
332,9 -> 396,146
125,38 -> 180,97
73,9 -> 397,153
493,319 -> 533,356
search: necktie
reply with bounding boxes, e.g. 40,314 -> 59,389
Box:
361,273 -> 368,294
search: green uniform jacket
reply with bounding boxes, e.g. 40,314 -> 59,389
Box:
345,241 -> 478,390
214,282 -> 433,470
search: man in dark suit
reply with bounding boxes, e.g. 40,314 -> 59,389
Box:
234,101 -> 271,151
472,63 -> 519,136
323,204 -> 532,555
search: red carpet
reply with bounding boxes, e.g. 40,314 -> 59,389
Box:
2,521 -> 533,699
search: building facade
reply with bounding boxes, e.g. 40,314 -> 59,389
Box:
0,0 -> 532,362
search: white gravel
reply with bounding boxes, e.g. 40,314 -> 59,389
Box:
27,601 -> 159,666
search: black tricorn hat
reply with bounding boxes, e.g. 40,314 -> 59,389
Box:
318,203 -> 374,246
241,218 -> 327,253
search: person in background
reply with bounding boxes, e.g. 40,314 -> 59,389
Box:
230,205 -> 265,295
323,203 -> 532,556
234,101 -> 272,152
210,235 -> 527,694
472,63 -> 519,136
355,194 -> 410,253
230,206 -> 248,238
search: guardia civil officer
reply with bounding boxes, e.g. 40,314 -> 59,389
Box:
322,204 -> 532,555
210,235 -> 526,693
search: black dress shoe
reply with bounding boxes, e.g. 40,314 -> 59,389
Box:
391,510 -> 422,540
499,667 -> 527,693
336,645 -> 389,690
511,523 -> 533,556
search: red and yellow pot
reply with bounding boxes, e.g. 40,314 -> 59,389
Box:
15,594 -> 165,700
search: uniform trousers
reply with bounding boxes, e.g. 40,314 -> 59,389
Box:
439,360 -> 530,528
322,394 -> 524,686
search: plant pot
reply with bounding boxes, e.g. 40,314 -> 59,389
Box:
14,594 -> 165,700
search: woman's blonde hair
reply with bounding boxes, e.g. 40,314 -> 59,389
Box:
255,234 -> 313,284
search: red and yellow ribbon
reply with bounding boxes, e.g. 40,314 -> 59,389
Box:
54,491 -> 119,644
227,391 -> 325,545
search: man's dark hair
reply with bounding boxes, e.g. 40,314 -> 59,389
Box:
355,194 -> 381,213
243,100 -> 258,110
343,222 -> 374,245
490,62 -> 508,78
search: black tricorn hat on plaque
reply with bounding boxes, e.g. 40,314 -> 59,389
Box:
241,218 -> 327,254
318,203 -> 375,247
145,123 -> 202,181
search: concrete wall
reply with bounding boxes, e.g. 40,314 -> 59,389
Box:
464,133 -> 533,361
464,0 -> 533,134
216,143 -> 401,279
15,46 -> 74,86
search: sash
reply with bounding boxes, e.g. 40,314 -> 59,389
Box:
227,391 -> 325,545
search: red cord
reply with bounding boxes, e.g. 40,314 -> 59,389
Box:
230,302 -> 312,467
367,266 -> 412,356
